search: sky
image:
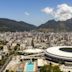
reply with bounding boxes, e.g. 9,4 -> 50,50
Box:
0,0 -> 72,26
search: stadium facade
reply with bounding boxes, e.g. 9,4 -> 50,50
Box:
45,46 -> 72,63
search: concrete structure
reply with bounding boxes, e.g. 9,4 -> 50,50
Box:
45,46 -> 72,62
37,59 -> 44,67
23,48 -> 43,54
3,45 -> 9,54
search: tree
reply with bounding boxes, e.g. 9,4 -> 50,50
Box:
31,39 -> 34,47
40,65 -> 49,72
53,66 -> 62,72
10,70 -> 14,72
5,69 -> 9,72
0,46 -> 3,50
40,64 -> 63,72
14,44 -> 20,51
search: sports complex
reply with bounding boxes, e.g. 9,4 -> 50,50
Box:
45,46 -> 72,63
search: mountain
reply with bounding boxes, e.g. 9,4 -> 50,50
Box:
38,18 -> 72,32
0,18 -> 72,32
0,18 -> 37,32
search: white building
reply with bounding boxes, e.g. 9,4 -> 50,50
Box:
20,44 -> 26,50
3,45 -> 9,54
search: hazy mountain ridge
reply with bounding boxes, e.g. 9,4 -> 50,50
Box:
0,18 -> 37,32
0,18 -> 72,32
38,18 -> 72,32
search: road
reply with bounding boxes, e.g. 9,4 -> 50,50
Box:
20,53 -> 45,59
0,55 -> 12,72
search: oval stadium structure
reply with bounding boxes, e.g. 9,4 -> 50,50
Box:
45,46 -> 72,63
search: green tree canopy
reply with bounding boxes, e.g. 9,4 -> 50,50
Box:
40,64 -> 63,72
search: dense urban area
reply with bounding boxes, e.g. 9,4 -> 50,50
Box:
0,31 -> 72,72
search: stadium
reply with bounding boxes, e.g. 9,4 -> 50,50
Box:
45,46 -> 72,63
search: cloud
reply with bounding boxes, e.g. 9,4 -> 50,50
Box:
24,12 -> 30,16
55,4 -> 72,21
41,3 -> 72,21
41,7 -> 53,14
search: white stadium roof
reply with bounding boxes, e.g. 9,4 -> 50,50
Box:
24,49 -> 43,53
46,46 -> 72,58
45,46 -> 72,61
